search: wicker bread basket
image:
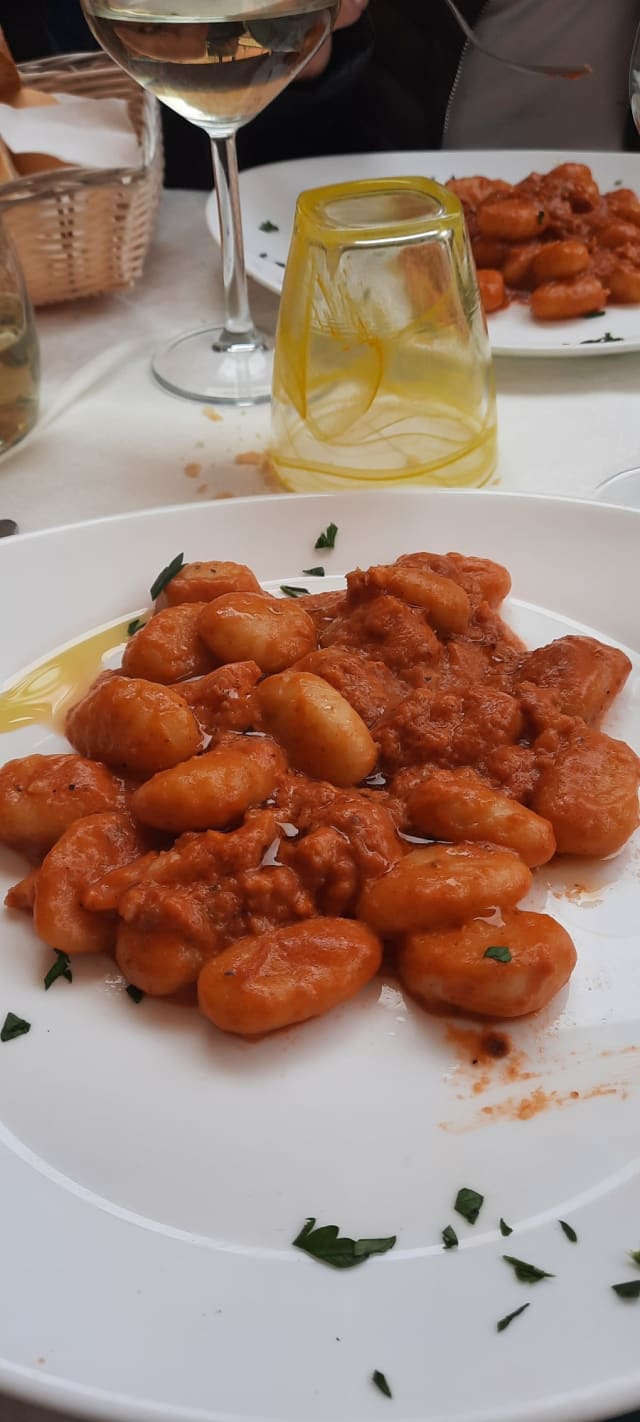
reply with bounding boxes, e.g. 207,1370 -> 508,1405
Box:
0,52 -> 163,306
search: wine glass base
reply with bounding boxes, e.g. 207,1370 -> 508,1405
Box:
593,466 -> 640,509
151,327 -> 273,406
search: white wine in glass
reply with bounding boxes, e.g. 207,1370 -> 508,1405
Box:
81,0 -> 339,403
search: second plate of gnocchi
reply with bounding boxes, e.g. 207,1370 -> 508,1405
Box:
228,148 -> 640,355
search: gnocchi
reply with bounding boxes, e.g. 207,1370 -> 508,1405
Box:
198,919 -> 382,1036
130,736 -> 286,833
357,843 -> 532,935
397,910 -> 577,1018
2,538 -> 636,1047
452,162 -> 640,321
257,671 -> 378,786
198,592 -> 316,672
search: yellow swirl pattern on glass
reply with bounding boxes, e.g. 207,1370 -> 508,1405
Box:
270,178 -> 498,492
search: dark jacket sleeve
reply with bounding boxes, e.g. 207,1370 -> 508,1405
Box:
1,0 -> 97,59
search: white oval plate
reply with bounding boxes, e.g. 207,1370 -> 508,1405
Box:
207,149 -> 640,357
594,466 -> 640,508
1,490 -> 640,1422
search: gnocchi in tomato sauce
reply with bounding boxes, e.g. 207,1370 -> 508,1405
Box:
449,163 -> 640,321
1,546 -> 638,1038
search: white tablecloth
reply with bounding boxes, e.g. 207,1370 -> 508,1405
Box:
2,188 -> 640,1422
1,188 -> 640,534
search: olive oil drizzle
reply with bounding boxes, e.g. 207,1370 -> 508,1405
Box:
0,619 -> 133,734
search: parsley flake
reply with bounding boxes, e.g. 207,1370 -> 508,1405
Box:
559,1220 -> 578,1243
629,1250 -> 640,1267
442,1225 -> 458,1250
150,552 -> 184,601
302,566 -> 325,577
126,984 -> 145,1003
372,1370 -> 392,1398
1,1011 -> 31,1042
483,945 -> 512,963
314,522 -> 338,550
499,1218 -> 513,1237
497,1302 -> 530,1333
580,331 -> 623,345
292,1218 -> 396,1269
127,617 -> 146,637
280,585 -> 308,598
503,1255 -> 554,1284
44,950 -> 72,991
612,1280 -> 640,1300
259,219 -> 279,232
537,210 -> 545,224
455,1187 -> 484,1224
582,309 -> 606,319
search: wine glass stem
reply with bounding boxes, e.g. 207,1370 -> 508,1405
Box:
210,133 -> 258,350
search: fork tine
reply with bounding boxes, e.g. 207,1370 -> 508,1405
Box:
442,0 -> 591,81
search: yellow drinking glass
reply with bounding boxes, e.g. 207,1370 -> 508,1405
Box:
270,177 -> 497,491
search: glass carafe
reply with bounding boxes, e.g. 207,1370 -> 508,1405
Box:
0,215 -> 39,455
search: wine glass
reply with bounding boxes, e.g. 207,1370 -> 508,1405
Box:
81,0 -> 339,405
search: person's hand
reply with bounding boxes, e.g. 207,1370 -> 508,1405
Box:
297,0 -> 369,81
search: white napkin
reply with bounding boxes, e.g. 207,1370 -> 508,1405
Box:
0,92 -> 140,170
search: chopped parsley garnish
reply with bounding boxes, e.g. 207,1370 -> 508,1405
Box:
442,1225 -> 458,1250
629,1250 -> 640,1266
280,585 -> 308,598
1,1011 -> 31,1042
44,950 -> 72,991
259,219 -> 279,232
537,210 -> 545,224
559,1220 -> 577,1243
372,1370 -> 392,1398
302,567 -> 325,577
497,1302 -> 530,1333
582,309 -> 605,318
127,617 -> 146,637
126,984 -> 145,1003
503,1255 -> 554,1283
579,331 -> 623,345
292,1218 -> 396,1269
612,1280 -> 640,1300
149,552 -> 184,601
499,1218 -> 513,1237
483,945 -> 512,963
314,521 -> 338,550
454,1187 -> 484,1224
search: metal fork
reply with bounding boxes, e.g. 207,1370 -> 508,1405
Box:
443,0 -> 592,80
